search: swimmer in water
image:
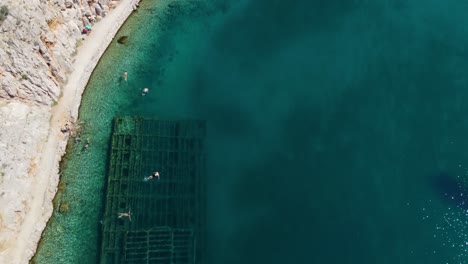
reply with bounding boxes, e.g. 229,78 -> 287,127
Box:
83,137 -> 90,151
142,87 -> 149,96
144,171 -> 160,182
123,71 -> 128,81
118,209 -> 132,221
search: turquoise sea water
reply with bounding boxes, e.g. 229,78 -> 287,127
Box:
34,0 -> 468,263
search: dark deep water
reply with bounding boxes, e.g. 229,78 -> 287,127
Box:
196,1 -> 468,263
34,0 -> 468,263
196,0 -> 468,263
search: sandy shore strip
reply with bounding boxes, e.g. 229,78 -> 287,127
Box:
2,1 -> 140,263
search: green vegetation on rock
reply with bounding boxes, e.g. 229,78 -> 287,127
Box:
0,5 -> 8,24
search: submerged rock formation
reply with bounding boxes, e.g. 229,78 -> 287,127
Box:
117,35 -> 128,44
0,0 -> 137,263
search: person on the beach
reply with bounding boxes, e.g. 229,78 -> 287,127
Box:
144,171 -> 160,182
142,87 -> 149,96
118,209 -> 132,221
123,71 -> 127,81
61,123 -> 71,134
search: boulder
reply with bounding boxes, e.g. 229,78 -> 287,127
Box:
117,35 -> 128,44
93,3 -> 103,16
82,16 -> 90,26
102,5 -> 109,17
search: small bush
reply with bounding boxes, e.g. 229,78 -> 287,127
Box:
0,5 -> 8,23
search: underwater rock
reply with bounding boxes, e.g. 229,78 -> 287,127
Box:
59,202 -> 70,214
117,35 -> 128,44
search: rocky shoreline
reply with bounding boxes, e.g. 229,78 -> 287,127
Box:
0,0 -> 139,263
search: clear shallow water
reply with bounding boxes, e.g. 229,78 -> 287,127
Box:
32,1 -> 217,262
34,0 -> 468,263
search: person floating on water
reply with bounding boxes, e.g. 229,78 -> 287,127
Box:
142,87 -> 149,96
83,137 -> 90,151
123,71 -> 127,81
118,209 -> 132,221
144,171 -> 160,182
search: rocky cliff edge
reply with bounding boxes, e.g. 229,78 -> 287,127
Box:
0,0 -> 135,263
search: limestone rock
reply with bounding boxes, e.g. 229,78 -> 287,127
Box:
0,0 -> 84,105
102,5 -> 110,15
93,3 -> 103,16
0,1 -> 137,263
0,100 -> 51,264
